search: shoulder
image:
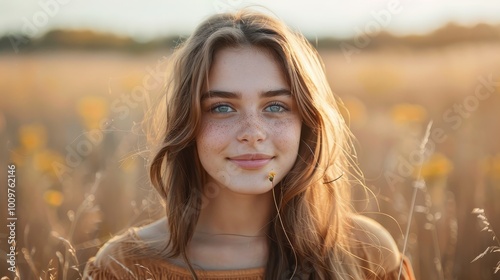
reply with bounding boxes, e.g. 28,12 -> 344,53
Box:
99,217 -> 169,259
84,218 -> 169,278
84,229 -> 142,277
349,214 -> 401,275
135,217 -> 169,244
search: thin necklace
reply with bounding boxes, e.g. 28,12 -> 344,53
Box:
193,231 -> 267,238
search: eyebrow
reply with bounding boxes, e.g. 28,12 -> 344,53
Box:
201,89 -> 291,101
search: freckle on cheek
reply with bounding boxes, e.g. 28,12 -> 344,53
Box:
201,121 -> 230,149
273,118 -> 300,146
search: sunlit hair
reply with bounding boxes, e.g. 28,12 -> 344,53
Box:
148,9 -> 371,279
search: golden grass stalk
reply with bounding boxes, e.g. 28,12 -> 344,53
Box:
471,208 -> 500,274
398,121 -> 435,280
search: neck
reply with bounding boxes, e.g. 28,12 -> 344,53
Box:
195,185 -> 274,237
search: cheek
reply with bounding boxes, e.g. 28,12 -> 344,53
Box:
272,117 -> 302,151
197,120 -> 232,151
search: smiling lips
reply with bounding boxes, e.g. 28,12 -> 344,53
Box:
228,154 -> 274,169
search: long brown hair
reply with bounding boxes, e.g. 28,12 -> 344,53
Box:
148,9 -> 368,279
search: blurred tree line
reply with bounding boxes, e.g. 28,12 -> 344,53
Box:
0,22 -> 499,53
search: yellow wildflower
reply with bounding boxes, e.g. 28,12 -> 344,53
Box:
77,96 -> 108,130
44,189 -> 64,207
391,103 -> 427,124
19,124 -> 47,152
268,171 -> 276,182
419,153 -> 453,180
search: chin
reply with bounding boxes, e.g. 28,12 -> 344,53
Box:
227,184 -> 275,195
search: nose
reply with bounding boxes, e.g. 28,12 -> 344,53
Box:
237,113 -> 267,144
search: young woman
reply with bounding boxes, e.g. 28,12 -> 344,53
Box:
84,9 -> 415,280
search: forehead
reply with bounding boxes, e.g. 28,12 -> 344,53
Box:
207,46 -> 289,93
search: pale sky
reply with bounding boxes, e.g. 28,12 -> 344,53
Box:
1,0 -> 500,41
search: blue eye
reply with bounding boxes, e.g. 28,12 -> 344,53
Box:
211,104 -> 235,113
265,102 -> 287,113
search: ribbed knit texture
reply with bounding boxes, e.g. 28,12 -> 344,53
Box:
83,228 -> 415,280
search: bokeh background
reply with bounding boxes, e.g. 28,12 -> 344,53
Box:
1,0 -> 500,279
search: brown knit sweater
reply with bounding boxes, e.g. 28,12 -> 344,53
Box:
83,228 -> 415,280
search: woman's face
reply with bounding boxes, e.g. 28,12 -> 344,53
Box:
196,46 -> 302,195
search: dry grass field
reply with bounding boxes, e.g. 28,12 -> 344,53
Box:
1,39 -> 499,279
